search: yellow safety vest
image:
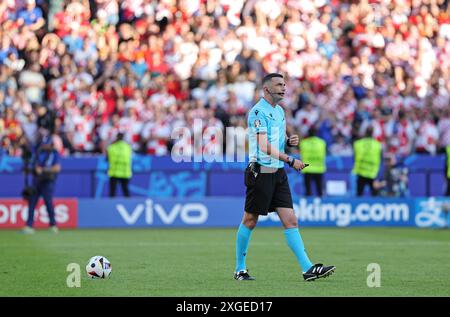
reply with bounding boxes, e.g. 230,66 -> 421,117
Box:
353,138 -> 382,179
300,136 -> 326,174
107,141 -> 132,179
447,146 -> 450,179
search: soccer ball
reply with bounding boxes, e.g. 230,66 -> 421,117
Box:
86,255 -> 112,279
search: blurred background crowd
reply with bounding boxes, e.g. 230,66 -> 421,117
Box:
0,0 -> 449,158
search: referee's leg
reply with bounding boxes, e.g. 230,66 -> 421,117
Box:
235,212 -> 258,277
242,211 -> 258,229
277,207 -> 313,273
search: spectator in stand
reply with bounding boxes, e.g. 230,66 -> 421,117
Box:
0,0 -> 449,164
330,133 -> 353,157
16,0 -> 45,33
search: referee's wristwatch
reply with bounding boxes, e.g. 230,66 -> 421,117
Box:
287,156 -> 295,167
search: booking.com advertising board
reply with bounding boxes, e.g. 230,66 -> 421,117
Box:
2,197 -> 447,229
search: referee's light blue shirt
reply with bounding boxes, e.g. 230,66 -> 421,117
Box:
248,98 -> 286,168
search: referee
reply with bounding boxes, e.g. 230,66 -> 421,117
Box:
234,73 -> 335,281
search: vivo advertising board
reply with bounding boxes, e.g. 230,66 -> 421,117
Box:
78,198 -> 240,227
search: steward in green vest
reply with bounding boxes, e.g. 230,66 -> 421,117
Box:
300,127 -> 326,196
107,132 -> 132,197
353,126 -> 382,196
446,145 -> 450,196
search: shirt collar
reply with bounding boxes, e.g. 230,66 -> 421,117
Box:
260,98 -> 277,109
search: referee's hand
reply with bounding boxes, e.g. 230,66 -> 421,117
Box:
292,159 -> 306,172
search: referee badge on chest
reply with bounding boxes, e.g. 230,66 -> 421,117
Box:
254,119 -> 261,128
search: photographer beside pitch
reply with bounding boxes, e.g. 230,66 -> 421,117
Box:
22,135 -> 61,234
234,73 -> 335,281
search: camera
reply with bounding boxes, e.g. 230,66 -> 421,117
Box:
21,186 -> 36,201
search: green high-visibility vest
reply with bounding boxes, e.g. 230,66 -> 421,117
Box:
300,136 -> 327,174
353,138 -> 382,179
447,146 -> 450,179
107,141 -> 132,179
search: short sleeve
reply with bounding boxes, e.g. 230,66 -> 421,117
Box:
248,108 -> 268,134
35,8 -> 43,19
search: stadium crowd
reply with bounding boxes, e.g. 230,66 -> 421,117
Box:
0,0 -> 449,158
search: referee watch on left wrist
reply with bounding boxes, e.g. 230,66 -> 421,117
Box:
287,156 -> 295,167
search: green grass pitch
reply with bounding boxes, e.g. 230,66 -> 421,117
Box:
1,227 -> 449,296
